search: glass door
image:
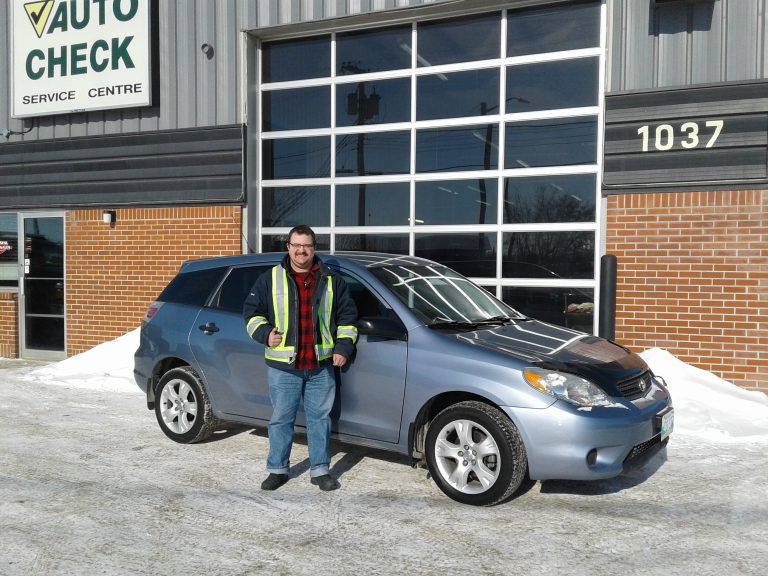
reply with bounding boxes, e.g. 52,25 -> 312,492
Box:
18,213 -> 66,360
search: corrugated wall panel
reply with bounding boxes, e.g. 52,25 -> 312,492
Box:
607,0 -> 768,93
0,126 -> 243,208
657,5 -> 688,86
217,0 -> 240,124
618,0 -> 656,90
177,1 -> 199,128
724,0 -> 761,81
691,0 -> 723,85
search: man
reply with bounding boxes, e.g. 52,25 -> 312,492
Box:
243,225 -> 358,491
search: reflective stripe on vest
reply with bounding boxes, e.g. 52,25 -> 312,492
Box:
315,277 -> 334,360
265,266 -> 294,363
246,316 -> 268,338
337,325 -> 358,343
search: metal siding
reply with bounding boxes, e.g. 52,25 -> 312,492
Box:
217,0 -> 239,125
621,0 -> 656,91
608,0 -> 768,92
604,0 -> 622,92
725,0 -> 760,81
764,0 -> 768,78
159,0 -> 179,130
657,3 -> 689,87
691,0 -> 723,84
196,0 -> 217,126
0,126 -> 243,208
177,1 -> 198,128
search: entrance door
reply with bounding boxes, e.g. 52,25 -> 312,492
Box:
18,213 -> 66,360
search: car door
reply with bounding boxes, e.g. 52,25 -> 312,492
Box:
331,268 -> 408,444
189,261 -> 408,444
189,263 -> 276,421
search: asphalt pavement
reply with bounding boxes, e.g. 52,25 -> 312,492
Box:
1,361 -> 766,576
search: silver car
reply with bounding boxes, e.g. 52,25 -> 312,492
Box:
134,252 -> 673,506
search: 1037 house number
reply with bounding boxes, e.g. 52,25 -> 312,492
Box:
637,120 -> 724,152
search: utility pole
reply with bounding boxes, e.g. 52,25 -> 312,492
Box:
342,62 -> 380,226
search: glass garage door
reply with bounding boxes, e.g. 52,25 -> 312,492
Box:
256,1 -> 602,333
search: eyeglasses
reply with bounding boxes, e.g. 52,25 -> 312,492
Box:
287,242 -> 315,250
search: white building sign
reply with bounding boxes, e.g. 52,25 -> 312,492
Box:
11,0 -> 151,118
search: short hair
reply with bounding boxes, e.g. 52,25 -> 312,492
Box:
286,224 -> 316,246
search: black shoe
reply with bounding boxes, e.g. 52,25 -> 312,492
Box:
310,474 -> 340,491
261,473 -> 289,491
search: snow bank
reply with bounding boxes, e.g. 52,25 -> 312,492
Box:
640,348 -> 768,442
21,331 -> 768,442
22,329 -> 143,395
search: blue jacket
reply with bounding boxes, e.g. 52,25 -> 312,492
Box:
243,255 -> 358,370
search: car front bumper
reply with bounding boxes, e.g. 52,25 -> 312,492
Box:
503,386 -> 672,481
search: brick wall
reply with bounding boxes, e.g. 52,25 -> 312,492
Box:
65,206 -> 243,355
0,292 -> 18,357
606,190 -> 767,391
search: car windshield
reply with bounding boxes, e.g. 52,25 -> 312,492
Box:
371,264 -> 525,326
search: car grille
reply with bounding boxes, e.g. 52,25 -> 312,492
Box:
616,371 -> 653,401
623,434 -> 664,469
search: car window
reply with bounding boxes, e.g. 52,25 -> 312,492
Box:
213,265 -> 273,313
336,270 -> 395,319
158,267 -> 227,306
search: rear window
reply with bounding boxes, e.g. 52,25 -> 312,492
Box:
212,265 -> 272,313
158,267 -> 227,306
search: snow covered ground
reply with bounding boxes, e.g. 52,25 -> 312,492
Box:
2,330 -> 767,576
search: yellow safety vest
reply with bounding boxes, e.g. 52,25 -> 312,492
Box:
247,265 -> 356,365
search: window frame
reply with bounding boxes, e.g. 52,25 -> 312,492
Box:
253,2 -> 606,334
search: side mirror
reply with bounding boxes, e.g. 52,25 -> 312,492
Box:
358,316 -> 407,341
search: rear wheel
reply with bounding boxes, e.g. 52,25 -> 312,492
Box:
425,401 -> 527,506
154,366 -> 216,444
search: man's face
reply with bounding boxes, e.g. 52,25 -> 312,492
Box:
287,233 -> 315,271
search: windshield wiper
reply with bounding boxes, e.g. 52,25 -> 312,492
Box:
429,316 -> 521,330
476,315 -> 517,325
428,320 -> 485,330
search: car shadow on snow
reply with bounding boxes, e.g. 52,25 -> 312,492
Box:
245,428 -> 415,480
538,446 -> 668,496
196,424 -> 254,444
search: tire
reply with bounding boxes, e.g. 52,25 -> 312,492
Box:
425,400 -> 528,506
154,366 -> 217,444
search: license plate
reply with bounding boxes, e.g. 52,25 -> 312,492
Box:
658,408 -> 674,441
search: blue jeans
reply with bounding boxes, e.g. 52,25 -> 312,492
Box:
266,366 -> 335,478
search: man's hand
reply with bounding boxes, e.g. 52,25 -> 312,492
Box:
332,354 -> 347,367
268,328 -> 282,348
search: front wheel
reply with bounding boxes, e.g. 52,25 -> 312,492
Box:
154,366 -> 217,444
425,401 -> 528,506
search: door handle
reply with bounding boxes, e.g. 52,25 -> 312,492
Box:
198,322 -> 220,334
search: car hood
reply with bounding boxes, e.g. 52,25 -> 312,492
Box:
452,319 -> 649,393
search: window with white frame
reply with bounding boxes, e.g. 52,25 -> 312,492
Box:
257,1 -> 602,333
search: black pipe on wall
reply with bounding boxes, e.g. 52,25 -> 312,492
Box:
599,254 -> 617,341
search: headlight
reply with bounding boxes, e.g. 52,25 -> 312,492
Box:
523,367 -> 611,407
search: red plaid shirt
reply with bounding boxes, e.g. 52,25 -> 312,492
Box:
290,263 -> 320,370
